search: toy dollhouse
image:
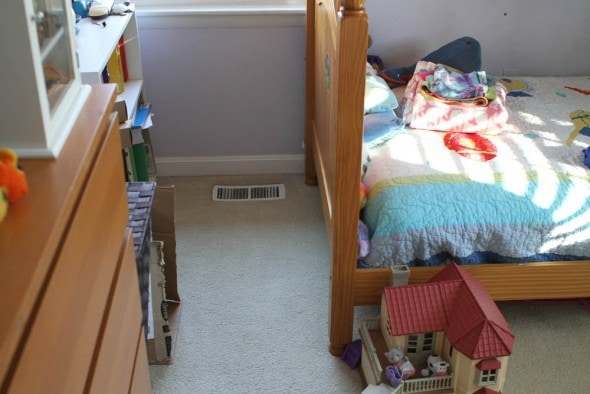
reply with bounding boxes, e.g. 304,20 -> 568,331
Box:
360,262 -> 514,394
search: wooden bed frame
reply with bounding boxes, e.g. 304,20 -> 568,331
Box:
304,0 -> 590,356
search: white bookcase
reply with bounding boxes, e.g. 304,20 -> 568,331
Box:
77,4 -> 144,128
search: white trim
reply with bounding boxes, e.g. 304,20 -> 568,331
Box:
135,5 -> 305,29
134,0 -> 304,9
155,154 -> 304,176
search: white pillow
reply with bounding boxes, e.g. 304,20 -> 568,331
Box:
365,75 -> 398,114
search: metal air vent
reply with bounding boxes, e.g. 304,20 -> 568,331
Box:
212,184 -> 285,201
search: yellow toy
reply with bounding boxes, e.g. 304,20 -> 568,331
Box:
360,182 -> 368,210
0,148 -> 28,222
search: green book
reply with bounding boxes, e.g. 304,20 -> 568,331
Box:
123,147 -> 138,182
132,142 -> 149,182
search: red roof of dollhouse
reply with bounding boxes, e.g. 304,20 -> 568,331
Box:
383,262 -> 514,360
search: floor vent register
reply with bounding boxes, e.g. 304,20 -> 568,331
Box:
212,184 -> 285,201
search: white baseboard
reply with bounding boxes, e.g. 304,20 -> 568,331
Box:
154,154 -> 305,177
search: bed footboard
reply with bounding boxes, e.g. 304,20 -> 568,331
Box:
305,0 -> 368,356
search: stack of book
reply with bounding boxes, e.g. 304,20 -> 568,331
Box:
101,36 -> 128,93
122,103 -> 156,182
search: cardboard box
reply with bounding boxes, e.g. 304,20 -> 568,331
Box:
146,241 -> 172,363
114,96 -> 128,124
152,185 -> 179,303
147,185 -> 181,365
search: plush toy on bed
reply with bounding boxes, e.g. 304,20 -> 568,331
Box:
0,148 -> 29,222
584,146 -> 590,168
357,219 -> 370,259
379,36 -> 482,87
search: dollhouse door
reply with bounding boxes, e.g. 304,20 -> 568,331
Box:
405,332 -> 435,364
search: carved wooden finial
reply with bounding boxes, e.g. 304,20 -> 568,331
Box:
341,0 -> 366,11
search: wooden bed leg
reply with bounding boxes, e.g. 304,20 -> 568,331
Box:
328,248 -> 357,356
328,303 -> 354,356
327,0 -> 368,356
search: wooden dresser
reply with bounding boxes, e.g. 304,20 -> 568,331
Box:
0,85 -> 151,393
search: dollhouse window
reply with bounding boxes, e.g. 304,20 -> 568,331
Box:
478,369 -> 498,385
422,332 -> 434,352
476,359 -> 502,386
406,332 -> 434,361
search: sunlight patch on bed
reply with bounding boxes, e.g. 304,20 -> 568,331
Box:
501,165 -> 528,196
551,118 -> 573,127
552,180 -> 589,222
389,134 -> 422,164
493,139 -> 524,193
519,111 -> 546,126
541,210 -> 590,252
531,171 -> 559,209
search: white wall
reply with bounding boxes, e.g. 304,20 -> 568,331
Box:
137,1 -> 589,176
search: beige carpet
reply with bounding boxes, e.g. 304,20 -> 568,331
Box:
149,174 -> 590,393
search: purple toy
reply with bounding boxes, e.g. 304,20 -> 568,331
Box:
341,339 -> 362,369
385,365 -> 403,388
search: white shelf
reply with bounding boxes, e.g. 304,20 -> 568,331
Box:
77,5 -> 141,83
76,4 -> 145,126
119,79 -> 144,127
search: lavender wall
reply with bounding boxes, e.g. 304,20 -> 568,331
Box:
139,25 -> 305,159
366,0 -> 590,77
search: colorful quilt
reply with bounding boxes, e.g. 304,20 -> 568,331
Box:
361,76 -> 590,267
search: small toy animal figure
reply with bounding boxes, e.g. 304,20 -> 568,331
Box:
384,346 -> 416,379
427,354 -> 450,376
0,148 -> 28,222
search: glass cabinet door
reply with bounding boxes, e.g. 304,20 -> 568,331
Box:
32,0 -> 75,112
1,0 -> 90,158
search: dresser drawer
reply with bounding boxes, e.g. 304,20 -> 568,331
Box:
9,114 -> 128,393
130,327 -> 152,394
88,230 -> 144,393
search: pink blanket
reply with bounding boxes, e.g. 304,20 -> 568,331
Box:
402,61 -> 509,135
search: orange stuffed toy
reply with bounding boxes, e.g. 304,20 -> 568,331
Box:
0,148 -> 28,222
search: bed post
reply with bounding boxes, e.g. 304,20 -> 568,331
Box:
329,0 -> 368,356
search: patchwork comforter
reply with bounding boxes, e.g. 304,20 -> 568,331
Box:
362,76 -> 590,267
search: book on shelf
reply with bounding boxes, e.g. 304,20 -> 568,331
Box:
142,129 -> 157,178
131,128 -> 149,182
118,36 -> 129,82
128,103 -> 155,181
122,147 -> 138,182
107,45 -> 125,94
132,103 -> 152,128
120,103 -> 155,182
101,67 -> 110,84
